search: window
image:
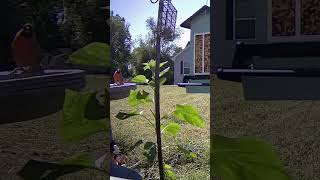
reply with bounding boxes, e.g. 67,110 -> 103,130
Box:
194,33 -> 210,74
180,61 -> 191,75
184,62 -> 191,74
234,0 -> 256,39
269,0 -> 320,41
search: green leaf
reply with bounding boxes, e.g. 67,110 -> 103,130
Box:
160,77 -> 167,85
164,164 -> 172,170
212,135 -> 291,180
143,63 -> 151,71
160,67 -> 170,77
59,89 -> 106,144
165,169 -> 177,180
69,42 -> 109,67
164,163 -> 177,180
149,77 -> 166,87
60,153 -> 94,167
148,59 -> 156,68
84,91 -> 107,120
160,61 -> 168,68
177,145 -> 197,159
161,122 -> 181,136
128,90 -> 153,107
132,75 -> 149,84
128,140 -> 144,152
173,105 -> 205,128
115,111 -> 142,120
143,142 -> 157,165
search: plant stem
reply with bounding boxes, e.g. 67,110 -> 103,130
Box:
155,0 -> 165,179
141,114 -> 156,128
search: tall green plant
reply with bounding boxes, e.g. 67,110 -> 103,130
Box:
115,60 -> 206,179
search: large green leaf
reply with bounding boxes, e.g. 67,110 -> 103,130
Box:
143,59 -> 156,71
115,111 -> 142,120
161,122 -> 181,136
59,89 -> 106,144
160,67 -> 170,77
212,135 -> 291,180
173,105 -> 205,128
69,42 -> 109,67
128,90 -> 153,107
131,75 -> 149,84
143,142 -> 157,165
60,153 -> 95,167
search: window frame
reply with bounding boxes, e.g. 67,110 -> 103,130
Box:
233,0 -> 256,40
194,32 -> 210,75
183,62 -> 191,75
267,0 -> 320,42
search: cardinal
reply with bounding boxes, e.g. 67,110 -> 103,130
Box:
10,23 -> 42,74
113,69 -> 124,85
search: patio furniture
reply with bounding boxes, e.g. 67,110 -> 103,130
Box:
216,41 -> 320,100
0,69 -> 85,124
110,83 -> 137,100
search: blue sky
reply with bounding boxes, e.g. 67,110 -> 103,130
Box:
111,0 -> 210,49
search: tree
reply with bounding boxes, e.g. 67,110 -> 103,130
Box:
110,11 -> 132,78
60,0 -> 108,49
131,17 -> 183,84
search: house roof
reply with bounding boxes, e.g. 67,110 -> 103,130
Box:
171,43 -> 190,61
180,5 -> 210,29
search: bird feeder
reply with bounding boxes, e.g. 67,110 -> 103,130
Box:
160,0 -> 177,41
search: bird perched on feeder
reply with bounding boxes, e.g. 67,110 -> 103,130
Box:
10,23 -> 42,74
113,69 -> 124,85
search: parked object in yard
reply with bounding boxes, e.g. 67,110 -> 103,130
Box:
216,42 -> 320,100
110,83 -> 137,100
0,69 -> 85,124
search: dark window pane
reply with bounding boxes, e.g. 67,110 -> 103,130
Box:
272,0 -> 295,36
301,0 -> 320,35
184,68 -> 190,74
180,61 -> 183,74
235,0 -> 256,18
235,20 -> 255,39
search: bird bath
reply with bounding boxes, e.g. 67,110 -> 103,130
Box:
110,83 -> 137,100
0,69 -> 86,124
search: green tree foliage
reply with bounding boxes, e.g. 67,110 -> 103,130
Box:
60,0 -> 108,49
131,17 -> 183,85
110,11 -> 132,78
20,0 -> 65,49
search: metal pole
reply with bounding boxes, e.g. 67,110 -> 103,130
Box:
155,0 -> 164,179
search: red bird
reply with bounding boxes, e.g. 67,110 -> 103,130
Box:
113,69 -> 124,85
11,23 -> 41,73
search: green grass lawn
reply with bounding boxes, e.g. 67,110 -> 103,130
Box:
111,85 -> 210,179
211,76 -> 320,180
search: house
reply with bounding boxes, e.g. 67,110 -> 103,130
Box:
172,5 -> 210,84
213,0 -> 320,100
212,0 -> 320,71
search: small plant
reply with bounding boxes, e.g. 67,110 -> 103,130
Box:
115,60 -> 206,179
